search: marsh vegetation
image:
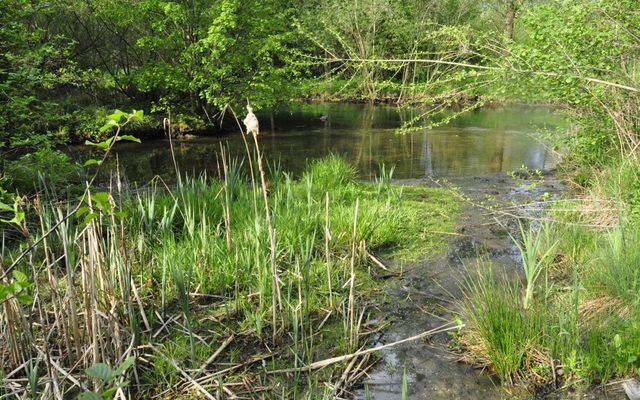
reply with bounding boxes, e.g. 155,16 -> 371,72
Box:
1,0 -> 640,398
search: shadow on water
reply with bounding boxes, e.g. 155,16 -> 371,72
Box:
69,103 -> 565,184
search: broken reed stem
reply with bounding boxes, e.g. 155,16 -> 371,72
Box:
349,198 -> 359,348
196,334 -> 235,376
219,143 -> 232,251
229,105 -> 264,310
325,192 -> 333,308
269,321 -> 460,374
164,115 -> 181,186
251,130 -> 283,342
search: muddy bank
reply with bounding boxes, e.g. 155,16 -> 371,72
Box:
357,172 -> 627,399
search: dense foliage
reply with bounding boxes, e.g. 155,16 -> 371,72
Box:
3,0 -> 636,168
1,0 -> 303,147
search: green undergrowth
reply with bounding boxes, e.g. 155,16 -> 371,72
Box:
129,156 -> 458,396
3,155 -> 458,399
125,156 -> 458,396
457,163 -> 640,395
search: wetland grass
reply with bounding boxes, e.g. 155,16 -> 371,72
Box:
0,155 -> 458,398
457,202 -> 640,393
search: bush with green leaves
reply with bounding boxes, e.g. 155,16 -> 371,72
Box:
4,146 -> 82,194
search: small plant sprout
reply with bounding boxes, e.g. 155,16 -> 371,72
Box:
79,356 -> 135,400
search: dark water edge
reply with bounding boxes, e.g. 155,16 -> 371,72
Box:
68,103 -> 565,185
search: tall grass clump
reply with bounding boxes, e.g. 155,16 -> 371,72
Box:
459,264 -> 543,384
458,195 -> 640,391
590,226 -> 640,304
511,222 -> 557,309
302,154 -> 357,191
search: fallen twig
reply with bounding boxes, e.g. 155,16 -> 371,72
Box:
269,322 -> 460,373
196,334 -> 235,376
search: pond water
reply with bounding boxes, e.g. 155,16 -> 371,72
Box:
72,103 -> 565,183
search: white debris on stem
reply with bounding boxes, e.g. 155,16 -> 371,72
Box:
243,103 -> 259,136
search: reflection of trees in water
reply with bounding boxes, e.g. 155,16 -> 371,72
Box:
491,131 -> 506,172
72,106 -> 558,183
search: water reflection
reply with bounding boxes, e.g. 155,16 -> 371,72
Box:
71,103 -> 564,183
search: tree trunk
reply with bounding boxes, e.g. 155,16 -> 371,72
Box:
504,0 -> 515,40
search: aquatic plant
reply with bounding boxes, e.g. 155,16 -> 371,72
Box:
459,263 -> 543,384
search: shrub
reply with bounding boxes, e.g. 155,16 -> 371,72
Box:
4,146 -> 82,193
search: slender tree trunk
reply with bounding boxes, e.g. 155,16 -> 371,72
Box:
504,0 -> 515,40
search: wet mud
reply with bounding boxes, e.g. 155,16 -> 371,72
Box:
357,172 -> 628,399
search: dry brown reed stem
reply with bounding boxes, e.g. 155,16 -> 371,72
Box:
226,104 -> 264,313
3,189 -> 136,398
250,129 -> 283,342
366,252 -> 391,272
0,274 -> 22,367
196,334 -> 235,376
169,357 -> 218,400
325,192 -> 333,308
1,118 -> 131,281
348,198 -> 359,348
219,143 -> 232,251
270,321 -> 460,374
226,104 -> 258,214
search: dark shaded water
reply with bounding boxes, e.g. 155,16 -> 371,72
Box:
71,103 -> 564,183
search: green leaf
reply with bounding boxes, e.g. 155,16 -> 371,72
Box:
91,192 -> 111,211
100,380 -> 130,398
101,388 -> 117,399
133,110 -> 144,121
0,201 -> 12,211
86,363 -> 113,382
12,270 -> 29,283
118,135 -> 141,144
112,357 -> 135,377
107,110 -> 126,123
6,211 -> 25,225
76,207 -> 91,218
98,120 -> 118,133
0,285 -> 11,300
86,137 -> 114,149
84,159 -> 102,166
78,391 -> 103,400
84,212 -> 99,224
16,293 -> 33,305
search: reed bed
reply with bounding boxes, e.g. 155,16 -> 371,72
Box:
0,154 -> 458,399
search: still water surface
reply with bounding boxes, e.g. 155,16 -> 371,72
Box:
75,103 -> 564,182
